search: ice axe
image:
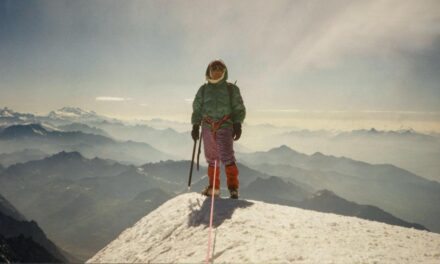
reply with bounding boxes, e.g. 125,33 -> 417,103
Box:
188,138 -> 197,191
188,125 -> 202,190
196,129 -> 203,171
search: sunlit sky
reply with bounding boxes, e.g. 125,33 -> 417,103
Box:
1,0 -> 440,131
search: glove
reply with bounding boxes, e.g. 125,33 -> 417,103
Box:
191,124 -> 200,141
232,123 -> 242,141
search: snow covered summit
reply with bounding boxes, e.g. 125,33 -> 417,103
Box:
88,192 -> 440,263
48,107 -> 98,120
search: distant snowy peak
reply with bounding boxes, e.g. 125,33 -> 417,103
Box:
37,122 -> 61,132
1,106 -> 122,126
88,193 -> 440,264
0,107 -> 36,121
46,107 -> 122,125
57,122 -> 110,137
0,107 -> 14,117
346,127 -> 422,137
48,107 -> 98,120
281,127 -> 432,140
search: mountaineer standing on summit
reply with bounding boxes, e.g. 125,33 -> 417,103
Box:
191,59 -> 246,199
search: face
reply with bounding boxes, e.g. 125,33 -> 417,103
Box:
210,68 -> 224,80
209,62 -> 225,80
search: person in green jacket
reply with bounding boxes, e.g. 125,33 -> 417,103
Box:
191,59 -> 246,199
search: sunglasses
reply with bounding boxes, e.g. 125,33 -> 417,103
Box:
210,63 -> 225,71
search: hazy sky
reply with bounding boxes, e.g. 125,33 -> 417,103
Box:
1,0 -> 440,131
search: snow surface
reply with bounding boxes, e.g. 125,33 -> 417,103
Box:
39,122 -> 61,132
88,192 -> 440,263
48,107 -> 98,120
31,128 -> 46,136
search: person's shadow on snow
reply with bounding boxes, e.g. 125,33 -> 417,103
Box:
187,195 -> 254,228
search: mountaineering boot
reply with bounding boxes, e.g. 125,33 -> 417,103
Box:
225,163 -> 239,198
201,186 -> 220,197
229,188 -> 239,199
201,165 -> 220,197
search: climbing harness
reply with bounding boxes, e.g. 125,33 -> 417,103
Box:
203,114 -> 231,138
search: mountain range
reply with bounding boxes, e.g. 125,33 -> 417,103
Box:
0,193 -> 26,221
58,122 -> 112,138
0,149 -> 49,167
1,106 -> 439,261
256,127 -> 440,182
0,151 -> 430,260
0,123 -> 175,165
238,145 -> 440,233
0,106 -> 194,159
4,106 -> 440,178
0,193 -> 70,262
296,189 -> 427,230
0,152 -> 193,260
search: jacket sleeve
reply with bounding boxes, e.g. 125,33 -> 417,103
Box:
191,85 -> 204,125
231,85 -> 246,124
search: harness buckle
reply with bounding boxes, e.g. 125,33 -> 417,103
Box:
203,114 -> 231,135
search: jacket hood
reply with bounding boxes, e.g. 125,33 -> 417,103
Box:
205,59 -> 228,84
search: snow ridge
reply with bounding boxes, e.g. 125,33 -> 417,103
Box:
88,193 -> 440,263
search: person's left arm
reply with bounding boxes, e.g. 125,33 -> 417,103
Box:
231,85 -> 246,140
231,85 -> 246,124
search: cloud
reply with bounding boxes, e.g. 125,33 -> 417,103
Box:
96,97 -> 133,102
174,0 -> 440,74
10,1 -> 440,84
254,108 -> 440,122
257,109 -> 440,115
3,0 -> 440,119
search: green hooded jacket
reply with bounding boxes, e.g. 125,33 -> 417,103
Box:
191,62 -> 246,129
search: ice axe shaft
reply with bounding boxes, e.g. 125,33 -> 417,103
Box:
197,129 -> 203,170
188,138 -> 197,190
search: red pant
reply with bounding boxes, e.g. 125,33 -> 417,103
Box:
203,126 -> 239,190
208,163 -> 239,190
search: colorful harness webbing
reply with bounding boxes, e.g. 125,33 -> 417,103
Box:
203,114 -> 231,138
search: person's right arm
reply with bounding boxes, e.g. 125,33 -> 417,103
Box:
191,85 -> 204,125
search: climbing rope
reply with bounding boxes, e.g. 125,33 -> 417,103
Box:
205,159 -> 218,263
